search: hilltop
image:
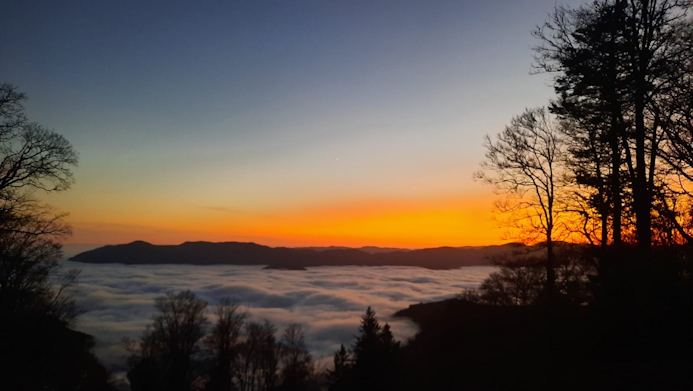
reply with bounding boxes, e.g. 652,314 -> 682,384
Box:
69,241 -> 523,269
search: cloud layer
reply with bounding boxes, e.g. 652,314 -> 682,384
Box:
64,262 -> 495,371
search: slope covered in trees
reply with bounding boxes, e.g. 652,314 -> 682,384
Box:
393,269 -> 692,390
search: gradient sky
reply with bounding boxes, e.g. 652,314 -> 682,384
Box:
1,0 -> 584,247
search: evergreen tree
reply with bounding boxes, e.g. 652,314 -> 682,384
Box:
377,324 -> 400,389
350,307 -> 400,391
353,306 -> 380,365
378,323 -> 400,359
326,345 -> 351,391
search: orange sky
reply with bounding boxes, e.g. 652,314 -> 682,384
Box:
56,191 -> 505,248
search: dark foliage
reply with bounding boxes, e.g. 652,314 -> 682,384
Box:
327,307 -> 400,391
326,345 -> 351,391
2,314 -> 116,391
480,245 -> 596,306
394,247 -> 693,390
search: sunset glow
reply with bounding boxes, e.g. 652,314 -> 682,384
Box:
57,192 -> 502,247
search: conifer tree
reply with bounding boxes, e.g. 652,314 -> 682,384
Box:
326,345 -> 351,391
353,306 -> 380,364
379,323 -> 400,359
351,307 -> 400,391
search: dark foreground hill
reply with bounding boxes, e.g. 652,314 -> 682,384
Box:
4,314 -> 115,390
69,241 -> 522,269
394,297 -> 693,390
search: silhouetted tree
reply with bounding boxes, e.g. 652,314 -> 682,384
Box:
205,298 -> 246,391
326,345 -> 352,391
237,320 -> 278,391
155,290 -> 209,390
353,306 -> 380,365
480,259 -> 546,306
0,83 -> 114,390
126,290 -> 209,391
480,246 -> 597,307
350,307 -> 400,391
475,107 -> 567,302
0,82 -> 79,321
534,1 -> 631,248
377,323 -> 400,389
278,323 -> 313,391
455,288 -> 483,303
657,26 -> 693,242
533,0 -> 693,254
124,326 -> 165,390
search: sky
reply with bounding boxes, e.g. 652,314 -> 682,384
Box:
1,0 -> 585,248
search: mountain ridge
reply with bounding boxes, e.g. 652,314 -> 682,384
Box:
69,241 -> 523,270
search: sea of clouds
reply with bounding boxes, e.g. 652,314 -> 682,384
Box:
63,261 -> 496,371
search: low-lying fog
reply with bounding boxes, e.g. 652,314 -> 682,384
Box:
64,261 -> 496,371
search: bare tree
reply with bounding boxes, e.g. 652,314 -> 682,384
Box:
0,83 -> 79,320
126,290 -> 209,391
475,107 -> 567,301
0,83 -> 27,134
154,290 -> 209,390
237,320 -> 278,391
656,25 -> 693,242
278,323 -> 313,391
479,259 -> 546,306
205,298 -> 246,391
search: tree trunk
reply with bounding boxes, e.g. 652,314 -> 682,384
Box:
610,125 -> 622,248
546,233 -> 556,304
601,204 -> 609,248
634,101 -> 651,254
633,0 -> 652,256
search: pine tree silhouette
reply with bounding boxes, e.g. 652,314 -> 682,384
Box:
350,307 -> 400,391
378,323 -> 400,389
353,306 -> 380,365
326,344 -> 352,391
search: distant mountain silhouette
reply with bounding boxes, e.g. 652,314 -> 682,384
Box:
61,244 -> 103,260
296,245 -> 410,254
69,241 -> 523,269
